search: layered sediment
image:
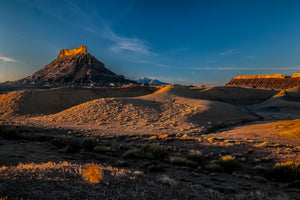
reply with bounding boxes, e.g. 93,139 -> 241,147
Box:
57,45 -> 87,58
226,73 -> 300,89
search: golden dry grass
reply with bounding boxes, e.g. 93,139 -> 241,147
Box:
273,119 -> 300,138
82,163 -> 103,184
221,155 -> 235,162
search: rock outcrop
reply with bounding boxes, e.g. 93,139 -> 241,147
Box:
292,72 -> 300,78
17,46 -> 136,87
226,74 -> 300,89
58,45 -> 87,58
233,74 -> 286,79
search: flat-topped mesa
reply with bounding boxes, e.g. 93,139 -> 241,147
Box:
57,45 -> 87,58
292,72 -> 300,78
233,74 -> 286,79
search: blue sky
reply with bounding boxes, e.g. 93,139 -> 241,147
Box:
1,0 -> 300,85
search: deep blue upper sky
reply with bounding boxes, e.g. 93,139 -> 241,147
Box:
1,0 -> 300,85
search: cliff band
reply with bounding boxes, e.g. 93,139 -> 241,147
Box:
226,73 -> 300,89
58,45 -> 87,58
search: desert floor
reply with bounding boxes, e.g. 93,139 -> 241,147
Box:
0,85 -> 299,199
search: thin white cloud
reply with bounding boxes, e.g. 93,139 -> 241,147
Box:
219,48 -> 240,56
108,34 -> 154,56
0,55 -> 17,62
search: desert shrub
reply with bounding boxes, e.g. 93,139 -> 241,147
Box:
123,149 -> 140,159
0,126 -> 19,139
247,149 -> 254,154
218,155 -> 238,173
206,163 -> 223,172
170,157 -> 198,168
82,163 -> 103,184
265,161 -> 300,182
51,136 -> 80,153
94,145 -> 115,153
141,143 -> 167,160
82,137 -> 97,151
187,150 -> 203,162
102,139 -> 113,146
0,126 -> 45,141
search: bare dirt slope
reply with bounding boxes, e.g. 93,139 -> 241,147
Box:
143,85 -> 278,105
44,85 -> 258,132
248,87 -> 300,119
0,86 -> 159,117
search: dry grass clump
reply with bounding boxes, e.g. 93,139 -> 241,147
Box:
0,161 -> 131,184
219,155 -> 238,173
265,161 -> 300,182
82,163 -> 103,184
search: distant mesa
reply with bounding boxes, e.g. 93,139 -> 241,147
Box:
137,77 -> 169,86
233,74 -> 286,79
226,73 -> 300,89
9,45 -> 136,88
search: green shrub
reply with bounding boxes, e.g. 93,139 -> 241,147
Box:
206,163 -> 223,172
94,145 -> 115,153
141,143 -> 167,160
51,136 -> 80,153
0,126 -> 19,139
123,149 -> 140,159
187,150 -> 203,162
82,137 -> 97,151
265,161 -> 300,182
0,126 -> 45,141
170,157 -> 198,168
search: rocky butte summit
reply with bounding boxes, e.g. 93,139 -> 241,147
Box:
18,45 -> 135,87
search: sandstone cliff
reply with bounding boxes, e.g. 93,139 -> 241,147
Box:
58,45 -> 87,58
226,74 -> 300,89
292,72 -> 300,78
233,74 -> 286,79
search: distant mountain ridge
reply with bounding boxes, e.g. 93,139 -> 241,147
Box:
11,46 -> 136,87
137,77 -> 169,85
